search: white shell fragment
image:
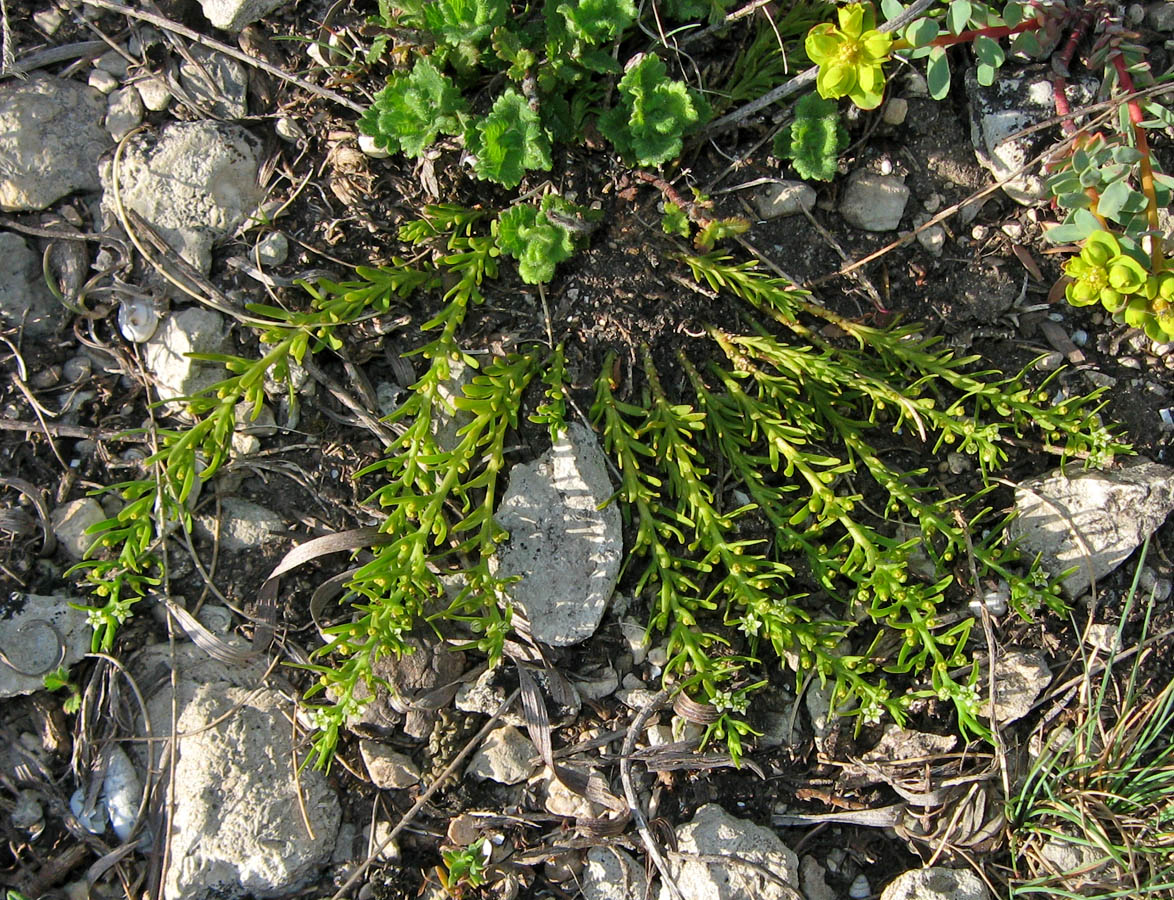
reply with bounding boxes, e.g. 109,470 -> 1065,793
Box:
103,744 -> 142,842
117,296 -> 160,343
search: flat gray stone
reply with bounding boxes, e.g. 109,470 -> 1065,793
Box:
198,0 -> 285,31
360,741 -> 420,789
144,307 -> 230,401
105,86 -> 144,141
880,867 -> 989,900
753,181 -> 816,219
179,47 -> 248,119
0,594 -> 92,698
0,233 -> 62,337
51,498 -> 106,560
100,121 -> 262,275
494,423 -> 621,647
194,497 -> 284,551
0,75 -> 111,211
656,804 -> 800,900
347,636 -> 465,739
583,847 -> 647,900
1010,460 -> 1174,597
161,682 -> 340,900
840,171 -> 910,231
466,725 -> 536,785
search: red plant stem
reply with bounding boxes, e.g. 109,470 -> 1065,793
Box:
930,18 -> 1040,48
1052,5 -> 1094,136
632,170 -> 715,229
1111,53 -> 1163,270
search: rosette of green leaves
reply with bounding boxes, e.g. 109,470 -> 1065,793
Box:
598,54 -> 709,167
359,58 -> 467,157
804,2 -> 891,109
545,0 -> 636,73
466,89 -> 552,188
424,0 -> 508,68
494,194 -> 585,283
1047,140 -> 1174,241
773,92 -> 847,181
1063,230 -> 1148,310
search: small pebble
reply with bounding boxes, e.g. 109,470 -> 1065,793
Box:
135,76 -> 172,112
882,97 -> 907,126
256,232 -> 289,266
971,224 -> 989,241
275,116 -> 306,142
849,873 -> 870,899
63,356 -> 92,382
1035,351 -> 1063,371
1070,329 -> 1088,346
1119,356 -> 1141,370
106,87 -> 144,141
878,157 -> 894,176
1001,221 -> 1024,239
88,68 -> 119,94
94,50 -> 129,77
358,133 -> 390,158
923,192 -> 942,213
34,7 -> 64,33
1160,408 -> 1174,430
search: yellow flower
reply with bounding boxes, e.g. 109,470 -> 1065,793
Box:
805,3 -> 892,110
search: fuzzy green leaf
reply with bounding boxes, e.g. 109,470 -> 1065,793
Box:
662,202 -> 691,237
468,89 -> 552,188
598,54 -> 707,167
776,91 -> 847,182
494,195 -> 578,283
359,58 -> 467,157
554,0 -> 637,46
424,0 -> 507,61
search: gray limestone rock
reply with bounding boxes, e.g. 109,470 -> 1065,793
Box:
0,594 -> 92,698
494,423 -> 621,646
879,867 -> 989,900
0,233 -> 63,337
198,0 -> 285,31
179,47 -> 249,119
161,682 -> 340,899
583,848 -> 647,900
466,725 -> 536,785
105,86 -> 144,141
51,498 -> 106,560
194,497 -> 285,551
100,121 -> 262,275
840,171 -> 910,231
656,804 -> 800,900
360,741 -> 421,789
143,307 -> 230,401
0,75 -> 111,211
967,67 -> 1098,205
1010,460 -> 1174,597
753,181 -> 817,219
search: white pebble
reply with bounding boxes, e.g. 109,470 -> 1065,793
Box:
358,133 -> 390,158
275,116 -> 306,143
256,232 -> 289,266
135,76 -> 172,112
88,68 -> 119,94
849,873 -> 870,899
878,157 -> 893,176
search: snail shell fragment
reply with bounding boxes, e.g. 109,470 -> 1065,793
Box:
117,297 -> 160,343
